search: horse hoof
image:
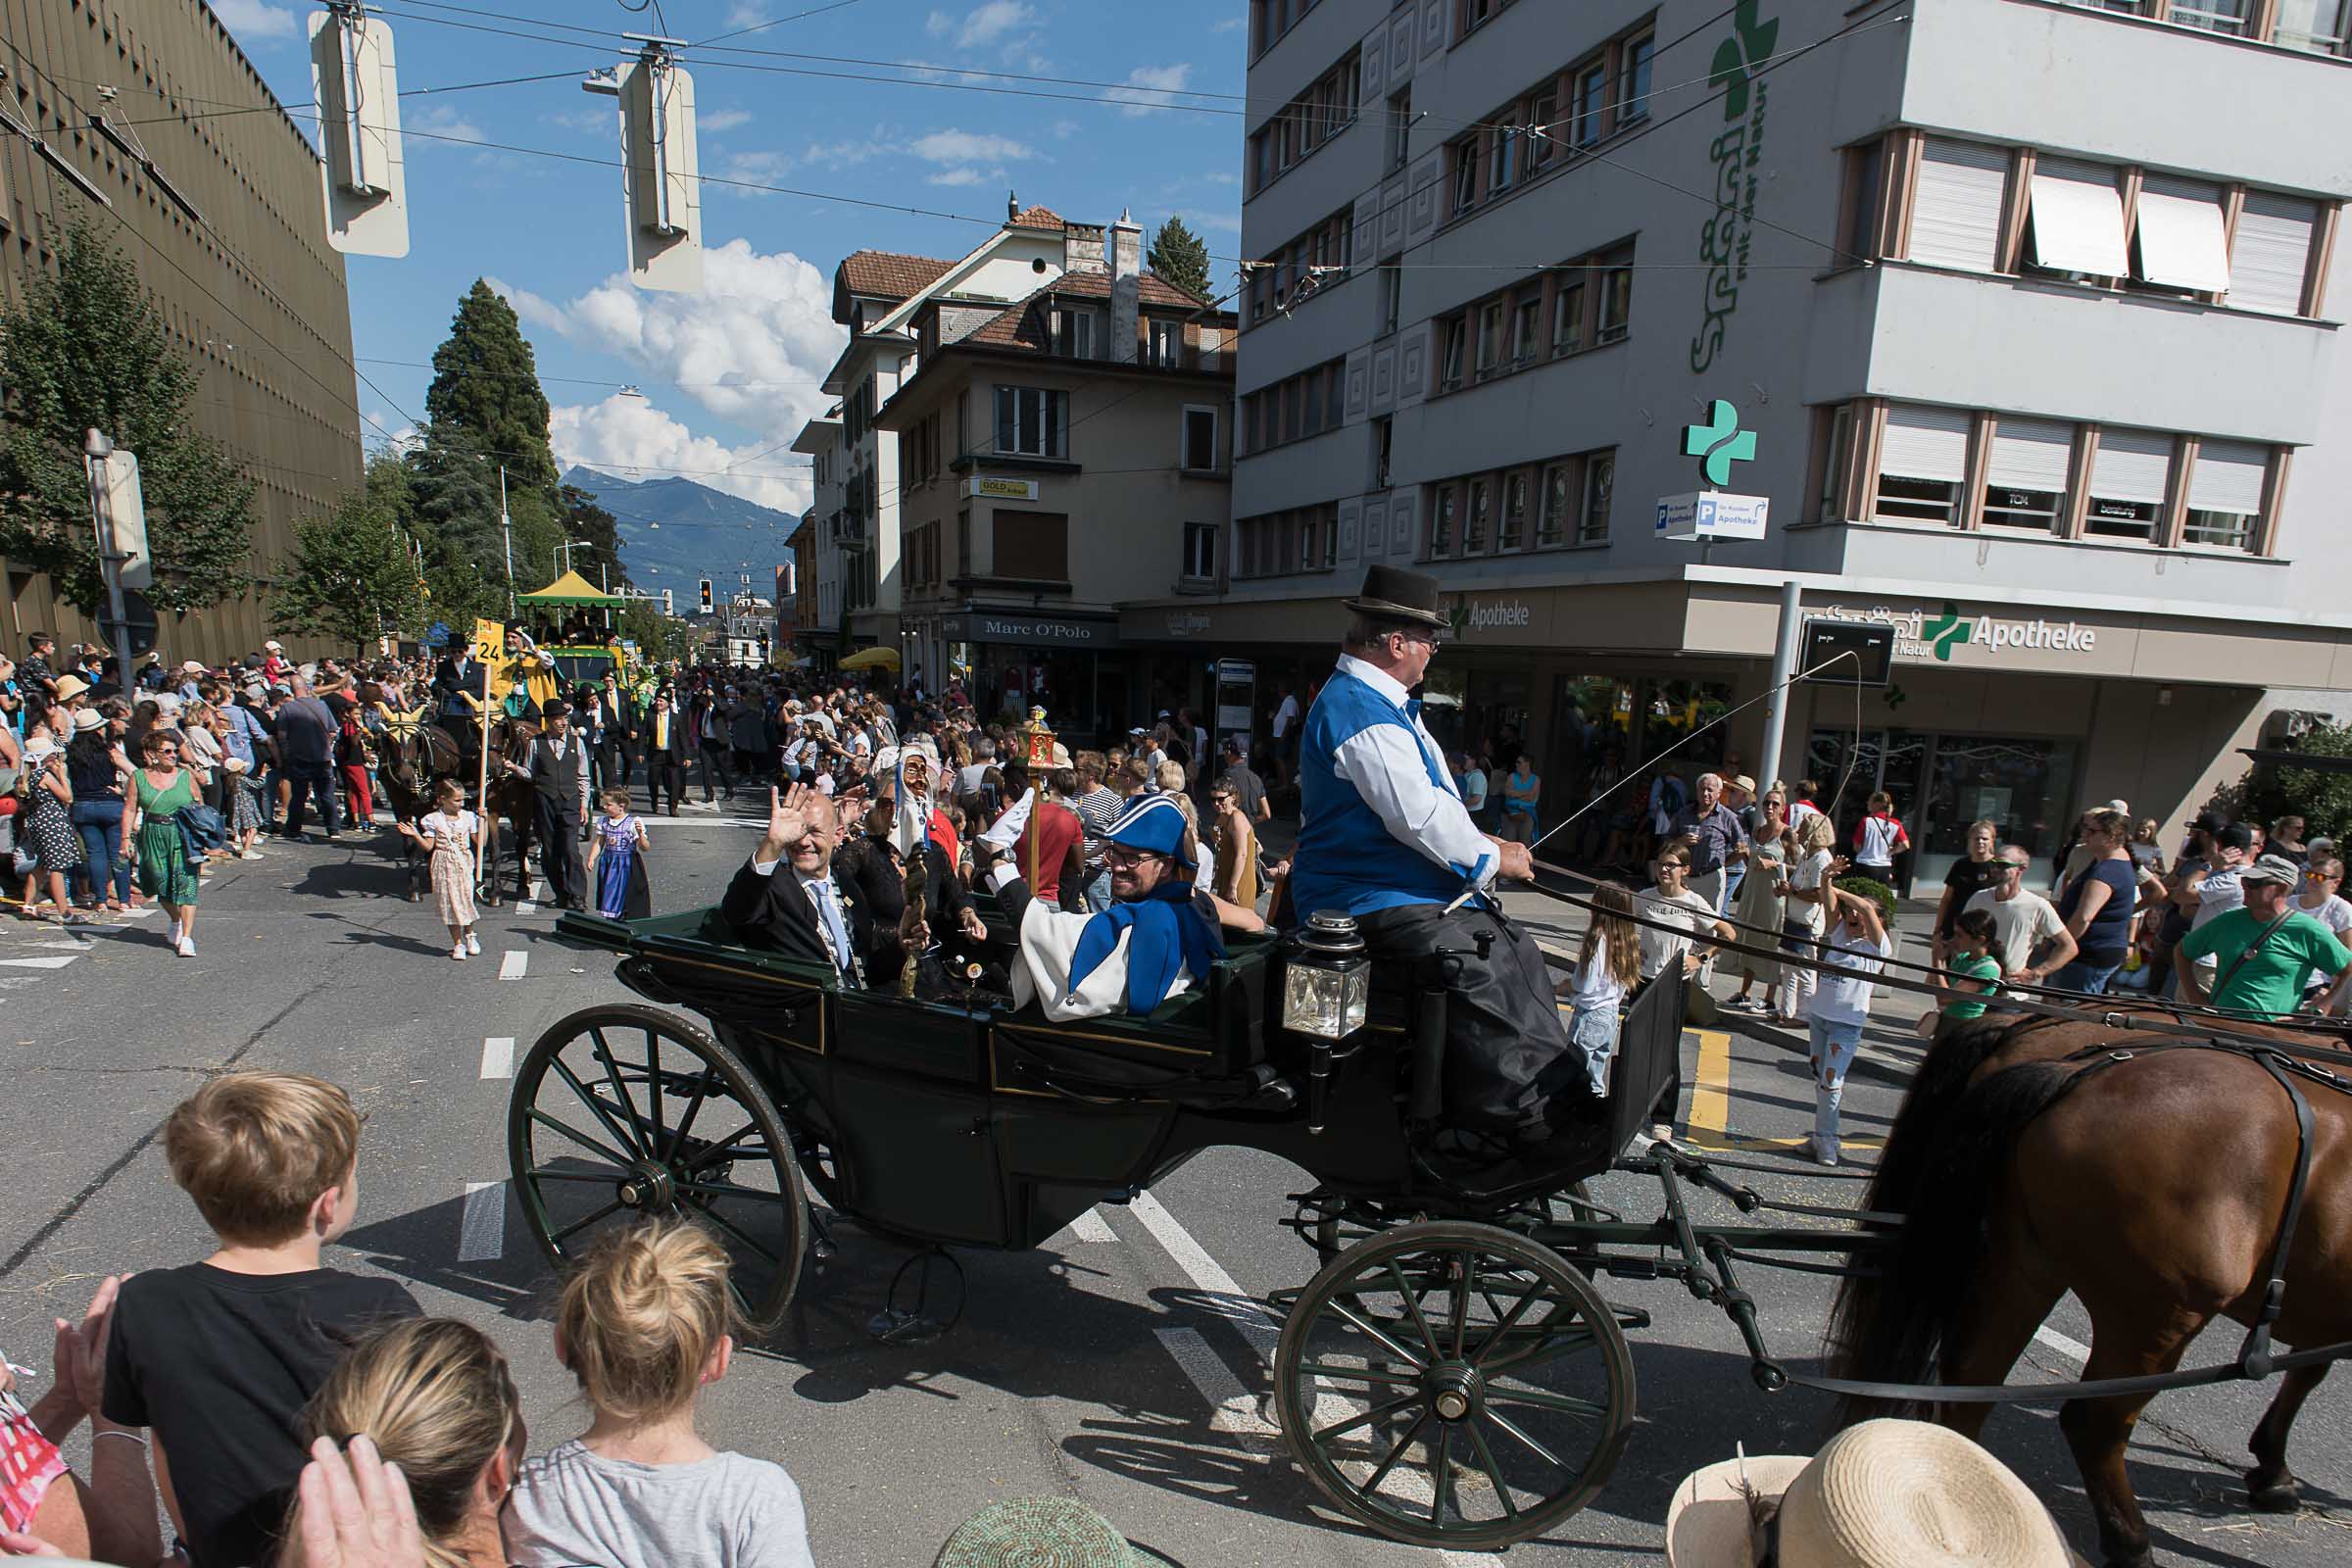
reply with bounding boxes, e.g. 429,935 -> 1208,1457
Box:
2245,1471 -> 2300,1513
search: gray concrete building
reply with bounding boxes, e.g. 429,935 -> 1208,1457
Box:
1,0 -> 364,665
1158,0 -> 2352,886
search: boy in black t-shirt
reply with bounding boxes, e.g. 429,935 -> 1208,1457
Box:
101,1073 -> 419,1568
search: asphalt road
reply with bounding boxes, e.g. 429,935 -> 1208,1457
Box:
0,796 -> 2343,1567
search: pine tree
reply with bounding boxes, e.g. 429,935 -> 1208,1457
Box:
270,488 -> 426,657
425,280 -> 560,491
0,220 -> 259,615
1147,217 -> 1214,303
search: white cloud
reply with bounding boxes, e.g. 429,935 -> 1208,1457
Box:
1211,16 -> 1245,31
908,129 -> 1036,166
546,107 -> 614,137
409,103 -> 487,147
925,2 -> 1037,47
551,396 -> 810,514
1112,64 -> 1195,118
212,0 -> 300,42
1049,119 -> 1081,141
725,3 -> 772,26
481,276 -> 568,337
1169,206 -> 1242,235
925,169 -> 992,188
700,108 -> 755,134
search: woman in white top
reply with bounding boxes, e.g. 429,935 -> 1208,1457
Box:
2294,853 -> 2352,1005
1556,881 -> 1641,1098
1774,812 -> 1838,1025
1634,847 -> 1735,1143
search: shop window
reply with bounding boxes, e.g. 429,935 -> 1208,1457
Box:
1499,469 -> 1529,550
1182,522 -> 1217,582
1981,416 -> 2074,532
1578,452 -> 1614,543
2083,427 -> 2174,539
1464,476 -> 1492,554
2183,439 -> 2268,550
994,386 -> 1066,457
993,510 -> 1069,580
1875,403 -> 1972,525
1537,462 -> 1573,546
1181,405 -> 1219,471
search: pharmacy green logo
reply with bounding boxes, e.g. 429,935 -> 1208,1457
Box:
1923,602 -> 1974,662
1682,399 -> 1756,486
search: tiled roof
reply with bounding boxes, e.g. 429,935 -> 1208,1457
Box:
1048,268 -> 1217,311
964,280 -> 1059,349
1007,203 -> 1066,230
961,270 -> 1224,350
836,250 -> 954,300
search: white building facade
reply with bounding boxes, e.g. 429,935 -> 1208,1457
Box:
1159,0 -> 2352,886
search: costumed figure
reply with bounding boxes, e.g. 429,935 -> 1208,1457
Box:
1290,565 -> 1579,1148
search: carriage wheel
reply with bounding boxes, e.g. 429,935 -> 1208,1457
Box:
508,1004 -> 807,1332
1274,1220 -> 1635,1551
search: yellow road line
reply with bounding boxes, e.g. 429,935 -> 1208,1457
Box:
1683,1025 -> 1886,1153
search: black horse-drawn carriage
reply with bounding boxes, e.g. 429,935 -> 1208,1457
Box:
508,897 -> 1896,1550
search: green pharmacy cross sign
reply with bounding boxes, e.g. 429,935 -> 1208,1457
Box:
1682,398 -> 1756,486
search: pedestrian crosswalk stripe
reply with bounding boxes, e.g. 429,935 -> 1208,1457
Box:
1129,1191 -> 1282,1361
0,955 -> 80,969
479,1037 -> 515,1079
498,951 -> 527,980
1064,1207 -> 1115,1245
1152,1326 -> 1271,1435
514,902 -> 538,914
458,1181 -> 506,1261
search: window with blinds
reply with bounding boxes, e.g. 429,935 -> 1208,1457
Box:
1876,404 -> 1973,525
2183,442 -> 2268,550
2228,193 -> 2317,316
1983,416 -> 2075,531
2084,428 -> 2176,539
1909,138 -> 2009,273
2131,175 -> 2230,293
2027,158 -> 2128,277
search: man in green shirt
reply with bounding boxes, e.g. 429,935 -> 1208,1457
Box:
2178,854 -> 2352,1019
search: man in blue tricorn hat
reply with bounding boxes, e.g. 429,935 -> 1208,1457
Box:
1291,565 -> 1577,1144
968,793 -> 1259,1021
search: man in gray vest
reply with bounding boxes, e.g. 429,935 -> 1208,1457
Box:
510,699 -> 590,909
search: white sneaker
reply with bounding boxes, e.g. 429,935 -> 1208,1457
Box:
176,936 -> 195,958
452,945 -> 467,960
465,933 -> 482,956
241,850 -> 266,861
1648,1122 -> 1675,1144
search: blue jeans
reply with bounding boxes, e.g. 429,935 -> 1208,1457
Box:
2048,957 -> 2122,996
1081,864 -> 1112,913
70,800 -> 131,904
1568,1002 -> 1620,1098
283,762 -> 340,838
1807,1016 -> 1865,1162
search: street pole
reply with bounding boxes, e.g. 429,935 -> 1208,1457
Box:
498,464 -> 514,618
599,562 -> 612,633
1758,577 -> 1802,791
81,430 -> 133,679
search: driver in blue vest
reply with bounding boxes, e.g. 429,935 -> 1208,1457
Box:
1292,566 -> 1576,1146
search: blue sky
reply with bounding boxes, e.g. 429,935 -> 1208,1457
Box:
211,0 -> 1250,516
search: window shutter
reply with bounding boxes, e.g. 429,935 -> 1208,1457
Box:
2028,158 -> 2128,275
1909,138 -> 2008,271
2088,428 -> 2175,505
1878,404 -> 1972,481
1986,416 -> 2074,491
2132,175 -> 2230,292
2188,441 -> 2269,514
2228,192 -> 2316,316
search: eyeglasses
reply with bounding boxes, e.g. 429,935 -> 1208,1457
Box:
1103,846 -> 1166,868
2001,861 -> 2028,873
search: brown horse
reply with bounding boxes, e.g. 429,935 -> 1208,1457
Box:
474,715 -> 542,905
1827,1006 -> 2352,1568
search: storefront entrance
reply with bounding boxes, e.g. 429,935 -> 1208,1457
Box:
1807,727 -> 2078,894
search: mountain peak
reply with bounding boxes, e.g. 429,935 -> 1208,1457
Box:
560,466 -> 803,596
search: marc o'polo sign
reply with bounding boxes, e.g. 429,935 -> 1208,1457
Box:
946,611 -> 1116,646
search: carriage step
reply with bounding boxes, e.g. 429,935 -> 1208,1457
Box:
1609,1302 -> 1652,1332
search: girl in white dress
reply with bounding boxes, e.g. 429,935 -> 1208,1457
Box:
398,778 -> 480,960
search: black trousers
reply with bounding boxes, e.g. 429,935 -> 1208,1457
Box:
700,743 -> 735,799
534,796 -> 585,907
1356,902 -> 1576,1136
651,760 -> 685,813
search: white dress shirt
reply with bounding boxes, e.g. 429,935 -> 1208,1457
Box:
1329,654 -> 1498,892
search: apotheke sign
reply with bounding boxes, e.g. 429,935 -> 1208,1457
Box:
1446,597 -> 1534,638
1812,602 -> 2098,663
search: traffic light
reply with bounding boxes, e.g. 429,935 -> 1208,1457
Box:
662,588 -> 673,616
698,579 -> 712,613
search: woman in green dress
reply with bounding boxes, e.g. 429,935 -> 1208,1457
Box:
124,728 -> 202,956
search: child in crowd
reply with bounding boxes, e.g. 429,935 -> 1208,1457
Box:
586,785 -> 650,920
504,1221 -> 815,1568
1557,882 -> 1641,1097
1804,883 -> 1888,1167
101,1073 -> 421,1568
1919,906 -> 2003,1035
397,777 -> 481,959
1850,789 -> 1911,880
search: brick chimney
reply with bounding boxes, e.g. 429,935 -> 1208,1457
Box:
1110,208 -> 1143,366
1062,220 -> 1105,275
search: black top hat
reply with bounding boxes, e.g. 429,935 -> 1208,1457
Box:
1343,565 -> 1448,629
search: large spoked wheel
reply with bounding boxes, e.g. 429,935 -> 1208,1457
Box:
508,1004 -> 807,1332
1274,1220 -> 1635,1551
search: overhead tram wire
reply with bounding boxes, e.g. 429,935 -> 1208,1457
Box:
690,0 -> 876,46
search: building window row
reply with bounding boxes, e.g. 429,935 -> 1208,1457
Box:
1427,448 -> 1616,560
1845,131 -> 2337,318
1436,240 -> 1634,394
1446,17 -> 1654,222
1814,398 -> 2288,555
1241,356 -> 1348,455
905,521 -> 943,590
1234,502 -> 1341,578
2061,0 -> 2348,56
1249,0 -> 1323,59
1249,48 -> 1361,197
992,385 -> 1068,459
1247,205 -> 1354,325
906,410 -> 946,488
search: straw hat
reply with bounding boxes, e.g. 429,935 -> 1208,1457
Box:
1665,1421 -> 2086,1568
933,1499 -> 1148,1567
71,709 -> 105,734
52,673 -> 88,702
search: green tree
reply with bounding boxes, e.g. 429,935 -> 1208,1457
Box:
270,489 -> 426,656
2266,723 -> 2352,842
425,280 -> 560,492
0,220 -> 259,614
1146,216 -> 1213,302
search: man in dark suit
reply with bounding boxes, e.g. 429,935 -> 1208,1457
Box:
510,697 -> 589,908
644,690 -> 690,816
719,783 -> 896,986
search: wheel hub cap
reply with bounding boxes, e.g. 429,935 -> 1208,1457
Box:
616,1159 -> 675,1212
1428,1363 -> 1482,1423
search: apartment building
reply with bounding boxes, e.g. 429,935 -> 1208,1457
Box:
790,409 -> 846,660
0,0 -> 365,663
1166,0 -> 2352,886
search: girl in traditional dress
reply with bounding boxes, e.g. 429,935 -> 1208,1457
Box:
396,778 -> 480,960
586,785 -> 650,920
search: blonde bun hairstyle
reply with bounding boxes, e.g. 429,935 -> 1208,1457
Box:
557,1219 -> 736,1422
